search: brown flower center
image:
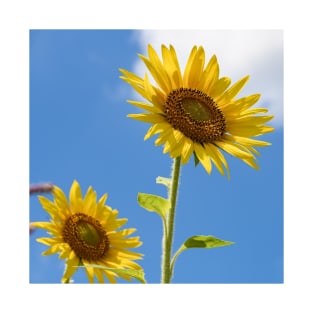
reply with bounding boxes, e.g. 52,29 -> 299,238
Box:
63,213 -> 110,261
165,88 -> 226,143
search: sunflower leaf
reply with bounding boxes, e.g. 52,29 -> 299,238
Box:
82,265 -> 146,283
156,176 -> 172,189
137,192 -> 170,220
183,235 -> 235,249
170,235 -> 235,279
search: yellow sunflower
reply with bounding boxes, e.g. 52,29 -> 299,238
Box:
31,180 -> 143,283
119,45 -> 274,177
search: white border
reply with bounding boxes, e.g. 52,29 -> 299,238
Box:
1,0 -> 312,311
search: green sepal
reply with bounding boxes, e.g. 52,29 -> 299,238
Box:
81,265 -> 146,283
193,152 -> 200,167
137,192 -> 170,220
156,176 -> 172,189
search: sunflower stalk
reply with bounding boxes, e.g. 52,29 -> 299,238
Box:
161,157 -> 181,283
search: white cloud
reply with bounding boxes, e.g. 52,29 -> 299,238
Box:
131,30 -> 283,127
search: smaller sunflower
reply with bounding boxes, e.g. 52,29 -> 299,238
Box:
120,45 -> 274,177
31,180 -> 143,283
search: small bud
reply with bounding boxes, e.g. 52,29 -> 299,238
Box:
29,183 -> 54,195
29,225 -> 35,234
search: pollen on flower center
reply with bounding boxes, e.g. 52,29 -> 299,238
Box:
63,213 -> 110,261
165,88 -> 226,143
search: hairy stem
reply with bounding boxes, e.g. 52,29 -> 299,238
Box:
161,157 -> 181,283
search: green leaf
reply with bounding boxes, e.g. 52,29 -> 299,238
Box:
156,176 -> 172,189
82,265 -> 146,283
183,235 -> 235,249
137,192 -> 170,220
170,235 -> 235,280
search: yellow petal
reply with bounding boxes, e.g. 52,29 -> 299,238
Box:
127,113 -> 165,124
97,193 -> 108,208
233,94 -> 261,110
31,222 -> 61,235
184,46 -> 205,88
128,100 -> 163,113
104,271 -> 117,283
210,77 -> 231,99
144,122 -> 170,141
215,140 -> 254,159
226,134 -> 272,147
162,45 -> 183,89
204,143 -> 225,176
42,245 -> 61,256
120,77 -> 150,101
183,46 -> 197,85
53,186 -> 69,212
61,251 -> 79,283
217,76 -> 250,105
69,180 -> 82,212
181,137 -> 194,164
242,157 -> 259,170
85,266 -> 95,283
91,268 -> 104,283
119,68 -> 144,85
82,186 -> 97,215
194,143 -> 212,174
37,237 -> 60,246
140,46 -> 172,94
199,54 -> 219,93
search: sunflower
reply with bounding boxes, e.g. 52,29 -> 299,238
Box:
119,45 -> 274,176
31,180 -> 143,283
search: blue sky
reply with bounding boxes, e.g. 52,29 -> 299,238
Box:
29,29 -> 283,284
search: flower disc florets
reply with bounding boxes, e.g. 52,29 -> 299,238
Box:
63,213 -> 110,261
165,88 -> 226,143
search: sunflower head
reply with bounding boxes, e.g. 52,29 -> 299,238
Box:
119,44 -> 274,177
31,180 -> 143,283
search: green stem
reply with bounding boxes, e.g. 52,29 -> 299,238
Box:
161,157 -> 181,283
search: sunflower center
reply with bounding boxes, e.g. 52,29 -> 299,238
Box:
63,213 -> 110,261
165,88 -> 226,143
76,220 -> 101,246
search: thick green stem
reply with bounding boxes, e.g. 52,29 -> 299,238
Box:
161,157 -> 181,283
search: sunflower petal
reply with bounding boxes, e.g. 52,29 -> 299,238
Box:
53,186 -> 69,212
204,143 -> 225,176
162,44 -> 183,89
128,100 -> 163,113
140,45 -> 172,94
127,113 -> 165,124
215,140 -> 254,159
183,46 -> 198,86
199,54 -> 219,93
218,75 -> 250,104
119,68 -> 144,85
181,137 -> 194,164
210,77 -> 232,99
185,46 -> 205,88
144,122 -> 170,141
194,143 -> 212,174
69,180 -> 82,212
61,251 -> 79,283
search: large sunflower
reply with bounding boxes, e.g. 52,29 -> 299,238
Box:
31,180 -> 143,283
119,45 -> 274,176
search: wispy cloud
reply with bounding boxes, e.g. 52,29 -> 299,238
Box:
131,30 -> 283,127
